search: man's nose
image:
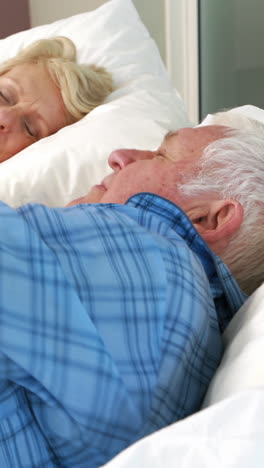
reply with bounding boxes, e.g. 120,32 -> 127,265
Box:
0,107 -> 18,133
108,148 -> 153,171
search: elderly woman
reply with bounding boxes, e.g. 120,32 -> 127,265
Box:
0,36 -> 113,162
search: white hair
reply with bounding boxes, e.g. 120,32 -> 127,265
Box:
179,118 -> 264,295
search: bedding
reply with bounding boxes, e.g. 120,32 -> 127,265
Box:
0,0 -> 264,465
203,283 -> 264,407
0,0 -> 190,208
200,104 -> 264,127
102,388 -> 264,468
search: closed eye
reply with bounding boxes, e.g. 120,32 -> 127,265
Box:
24,119 -> 37,139
0,90 -> 9,104
155,152 -> 166,160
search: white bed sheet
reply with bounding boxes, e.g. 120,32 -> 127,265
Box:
103,388 -> 264,467
103,281 -> 264,467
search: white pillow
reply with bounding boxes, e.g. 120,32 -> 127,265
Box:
0,0 -> 191,207
203,283 -> 264,407
199,104 -> 264,127
103,389 -> 264,468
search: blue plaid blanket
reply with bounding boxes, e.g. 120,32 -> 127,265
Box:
0,194 -> 246,467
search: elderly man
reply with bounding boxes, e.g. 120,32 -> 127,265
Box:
0,120 -> 263,467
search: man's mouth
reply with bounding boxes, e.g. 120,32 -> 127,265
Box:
92,183 -> 106,192
99,172 -> 115,190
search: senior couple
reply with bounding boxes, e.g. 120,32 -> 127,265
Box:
0,38 -> 263,467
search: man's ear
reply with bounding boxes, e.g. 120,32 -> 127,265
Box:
189,199 -> 244,253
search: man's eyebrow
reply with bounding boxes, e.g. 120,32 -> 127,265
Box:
163,130 -> 177,143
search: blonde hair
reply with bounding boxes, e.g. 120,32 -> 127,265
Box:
0,36 -> 114,123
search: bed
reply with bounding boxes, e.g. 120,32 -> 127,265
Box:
0,0 -> 264,466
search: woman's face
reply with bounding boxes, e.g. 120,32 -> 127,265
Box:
0,62 -> 68,162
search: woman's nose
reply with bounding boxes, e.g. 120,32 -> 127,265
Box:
108,148 -> 153,171
0,107 -> 18,133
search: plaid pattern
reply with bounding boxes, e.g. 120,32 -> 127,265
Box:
0,194 -> 246,467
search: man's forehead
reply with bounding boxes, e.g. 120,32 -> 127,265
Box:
162,125 -> 230,146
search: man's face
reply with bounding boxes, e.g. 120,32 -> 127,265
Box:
69,125 -> 228,208
0,62 -> 68,162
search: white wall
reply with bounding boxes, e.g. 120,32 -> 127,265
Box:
165,0 -> 199,123
133,0 -> 165,62
29,0 -> 106,26
28,0 -> 198,122
29,0 -> 166,62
